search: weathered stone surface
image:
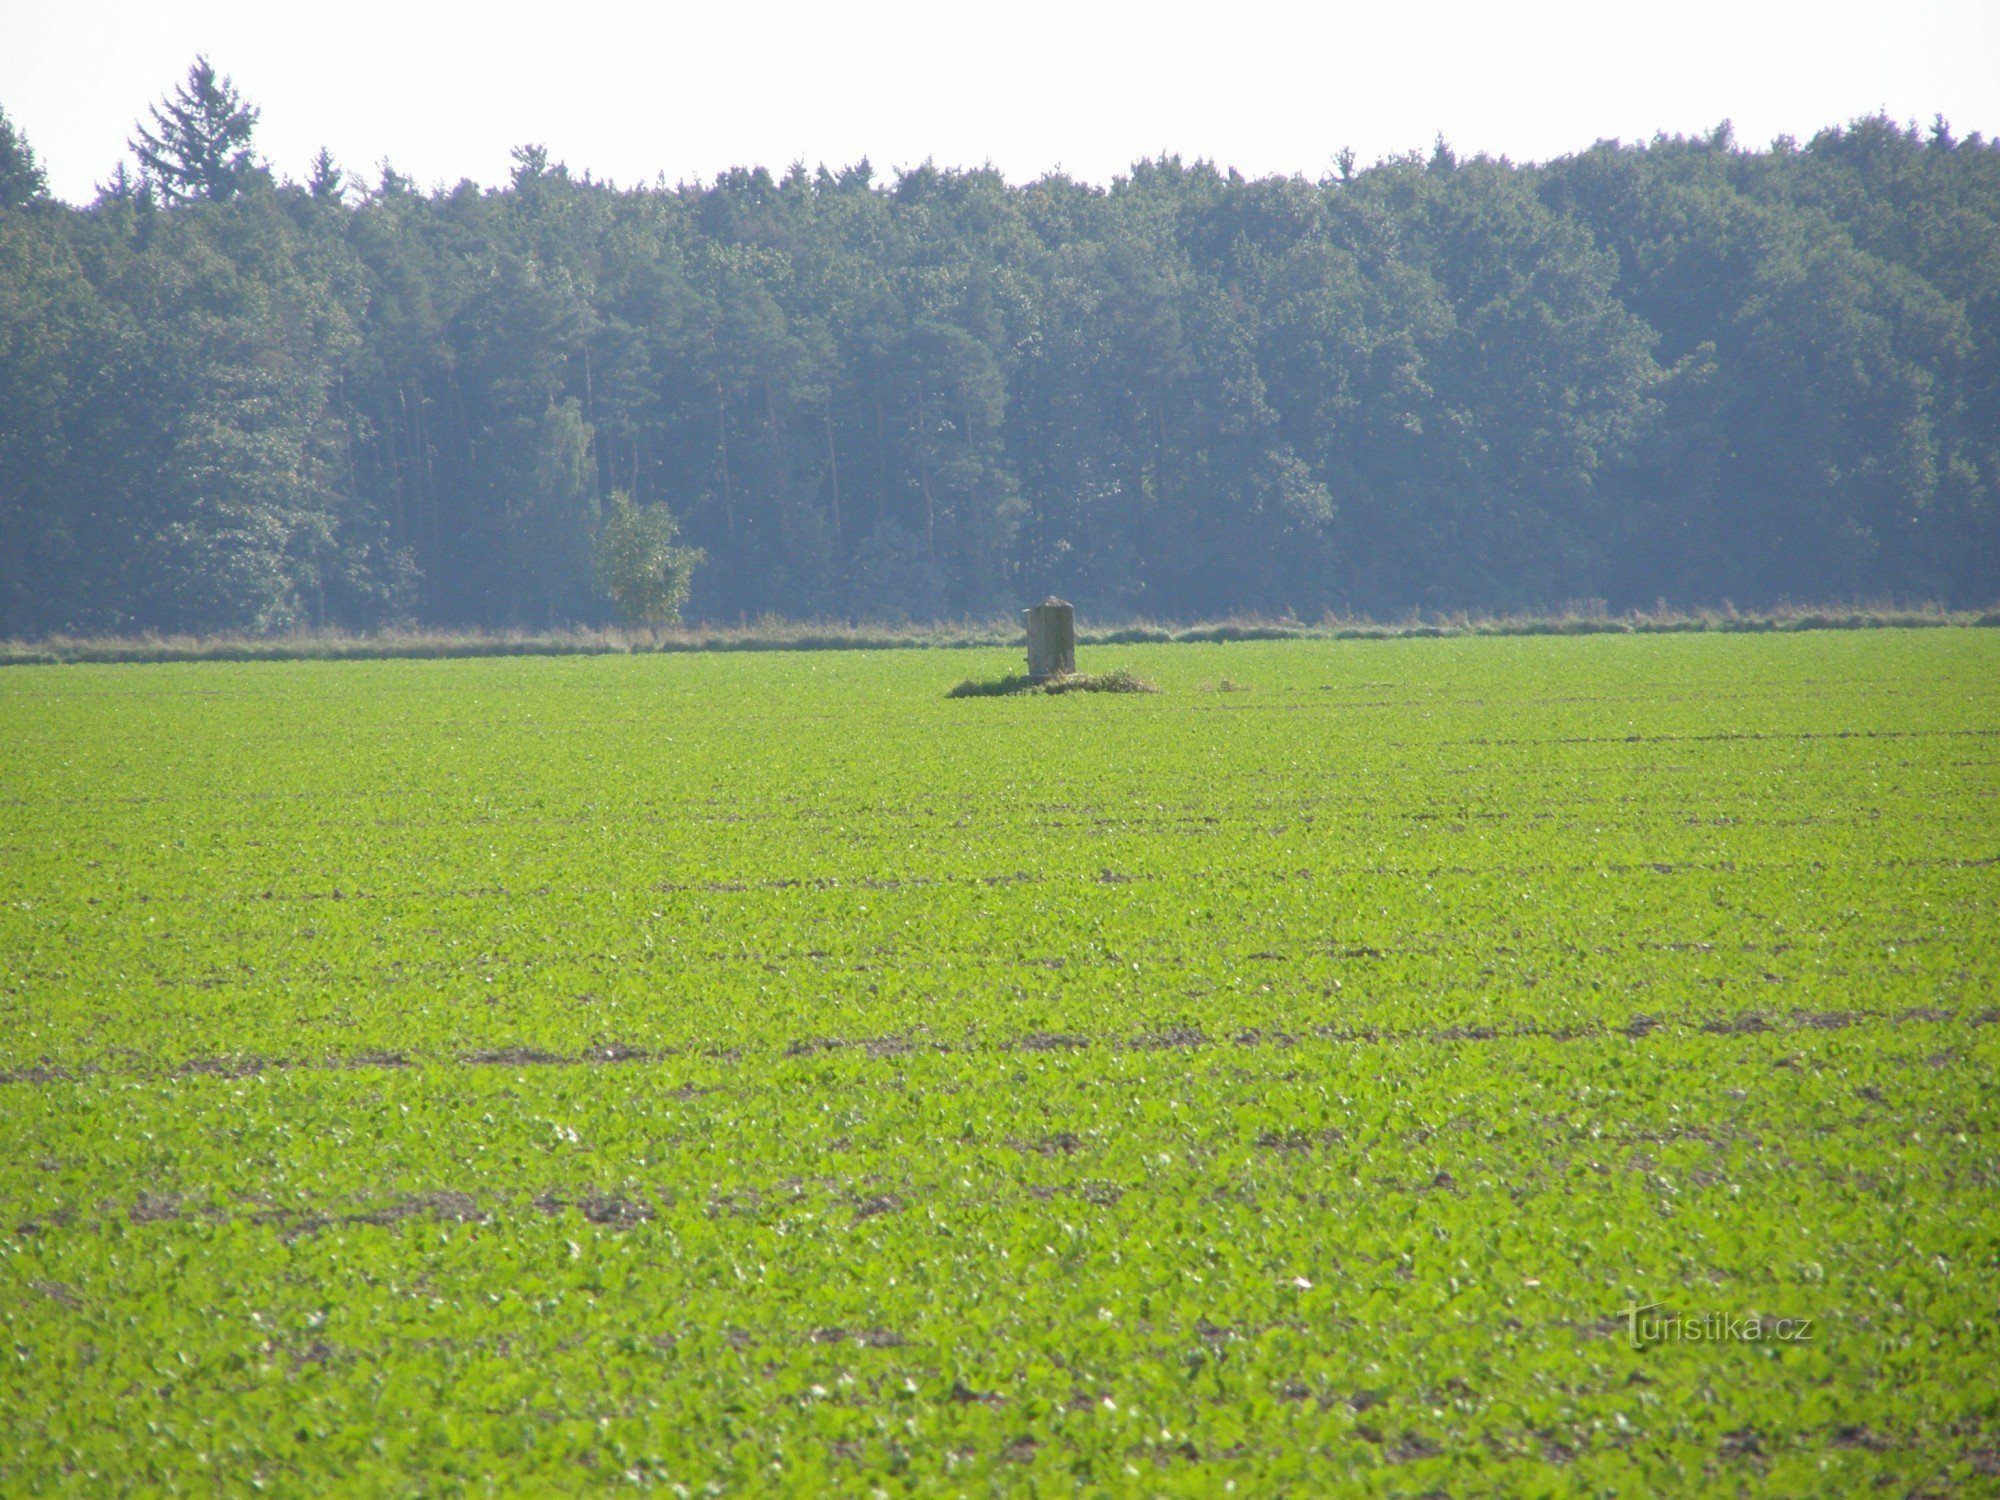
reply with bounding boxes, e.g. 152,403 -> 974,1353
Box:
1024,598 -> 1076,680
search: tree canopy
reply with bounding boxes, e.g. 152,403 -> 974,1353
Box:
127,58 -> 266,206
1,74 -> 1996,637
596,491 -> 703,627
0,108 -> 47,209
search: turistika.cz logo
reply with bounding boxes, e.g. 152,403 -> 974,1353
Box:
1619,1302 -> 1815,1350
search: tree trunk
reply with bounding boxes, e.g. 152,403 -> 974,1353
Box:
824,409 -> 843,549
715,379 -> 734,537
872,385 -> 888,531
916,392 -> 936,562
381,396 -> 407,549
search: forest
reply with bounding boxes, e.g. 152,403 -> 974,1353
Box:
1,61 -> 1996,635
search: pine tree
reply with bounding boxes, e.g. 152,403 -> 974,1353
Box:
0,107 -> 49,208
306,147 -> 345,205
129,57 -> 266,204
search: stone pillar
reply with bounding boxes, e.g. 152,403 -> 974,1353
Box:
1024,597 -> 1076,681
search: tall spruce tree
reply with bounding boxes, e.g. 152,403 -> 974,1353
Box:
129,57 -> 266,205
0,108 -> 49,208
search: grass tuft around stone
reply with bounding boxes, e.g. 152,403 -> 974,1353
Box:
947,667 -> 1158,698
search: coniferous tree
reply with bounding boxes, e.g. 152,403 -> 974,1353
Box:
0,108 -> 49,208
129,57 -> 267,205
305,148 -> 345,206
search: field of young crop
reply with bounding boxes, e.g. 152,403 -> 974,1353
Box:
2,630 -> 1996,1494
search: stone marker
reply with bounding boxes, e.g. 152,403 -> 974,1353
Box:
1024,596 -> 1076,681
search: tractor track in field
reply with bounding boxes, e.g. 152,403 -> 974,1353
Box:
2,1004 -> 1991,1087
59,848 -> 1996,913
14,1096 -> 1989,1245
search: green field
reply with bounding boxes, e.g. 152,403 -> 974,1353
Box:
3,632 -> 1997,1494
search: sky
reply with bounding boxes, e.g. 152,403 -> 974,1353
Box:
3,0 -> 1997,204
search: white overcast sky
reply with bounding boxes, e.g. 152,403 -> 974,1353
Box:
3,0 -> 1996,203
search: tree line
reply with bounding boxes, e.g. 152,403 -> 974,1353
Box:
2,60 -> 1996,636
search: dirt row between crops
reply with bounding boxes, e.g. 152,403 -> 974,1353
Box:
17,1093 -> 1989,1247
2,1005 -> 1991,1086
65,848 -> 1998,915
